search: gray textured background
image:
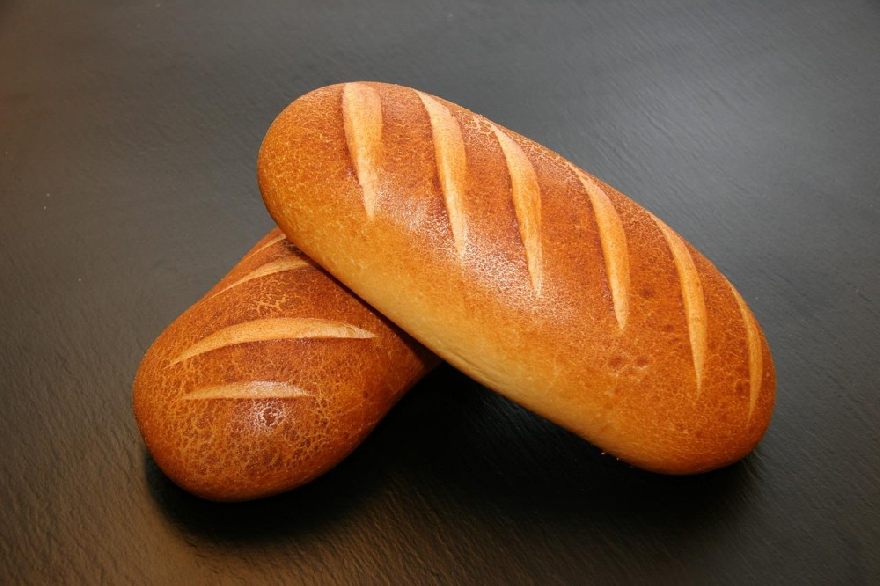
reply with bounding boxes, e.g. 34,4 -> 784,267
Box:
2,0 -> 878,583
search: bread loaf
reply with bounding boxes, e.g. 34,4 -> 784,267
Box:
258,82 -> 776,474
133,229 -> 435,500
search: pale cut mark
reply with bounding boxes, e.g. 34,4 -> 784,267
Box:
491,124 -> 543,293
416,91 -> 469,256
212,258 -> 309,297
342,83 -> 383,218
653,217 -> 708,396
573,167 -> 631,329
251,233 -> 287,256
171,318 -> 374,365
729,284 -> 763,421
184,381 -> 309,401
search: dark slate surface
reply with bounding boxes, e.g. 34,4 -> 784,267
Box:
2,0 -> 878,583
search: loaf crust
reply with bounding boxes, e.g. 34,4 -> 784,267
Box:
133,229 -> 434,500
258,82 -> 776,474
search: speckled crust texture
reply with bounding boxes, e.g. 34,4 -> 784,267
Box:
133,229 -> 435,501
258,82 -> 776,474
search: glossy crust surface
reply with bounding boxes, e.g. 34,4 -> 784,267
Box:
133,229 -> 435,501
258,82 -> 776,474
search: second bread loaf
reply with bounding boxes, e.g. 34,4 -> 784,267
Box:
133,229 -> 435,500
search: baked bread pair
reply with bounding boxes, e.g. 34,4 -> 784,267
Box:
135,83 -> 775,501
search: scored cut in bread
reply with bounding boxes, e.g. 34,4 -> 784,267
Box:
133,229 -> 435,501
258,82 -> 776,474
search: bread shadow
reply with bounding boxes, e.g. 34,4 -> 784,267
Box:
387,366 -> 760,539
143,446 -> 379,546
145,365 -> 758,546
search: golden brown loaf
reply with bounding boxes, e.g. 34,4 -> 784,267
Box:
133,229 -> 435,501
258,82 -> 776,474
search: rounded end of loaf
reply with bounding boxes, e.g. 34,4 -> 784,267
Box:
132,230 -> 433,501
133,349 -> 343,502
257,84 -> 346,237
256,81 -> 777,476
559,274 -> 778,476
602,341 -> 776,475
